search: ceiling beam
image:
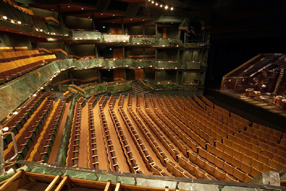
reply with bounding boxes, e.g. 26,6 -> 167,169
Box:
96,0 -> 111,12
125,3 -> 141,17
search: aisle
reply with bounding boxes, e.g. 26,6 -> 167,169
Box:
104,99 -> 130,173
78,104 -> 89,168
48,102 -> 71,164
114,99 -> 152,175
93,104 -> 109,171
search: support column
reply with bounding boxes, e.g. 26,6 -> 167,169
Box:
155,23 -> 158,39
98,70 -> 102,83
184,31 -> 186,44
121,19 -> 125,34
95,46 -> 98,58
92,14 -> 96,30
155,49 -> 158,61
124,69 -> 127,80
57,5 -> 64,26
123,47 -> 126,59
69,71 -> 74,84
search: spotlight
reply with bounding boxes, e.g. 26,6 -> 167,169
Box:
155,2 -> 158,6
170,7 -> 174,11
75,38 -> 78,40
151,1 -> 154,4
40,29 -> 43,32
3,16 -> 7,20
3,127 -> 9,132
165,5 -> 169,9
160,4 -> 163,7
11,20 -> 15,23
17,21 -> 21,24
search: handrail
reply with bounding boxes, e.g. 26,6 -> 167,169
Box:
9,161 -> 286,191
138,79 -> 154,90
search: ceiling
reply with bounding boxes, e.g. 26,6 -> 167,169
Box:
17,0 -> 216,26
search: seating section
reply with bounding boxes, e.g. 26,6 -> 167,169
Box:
2,94 -> 44,148
0,47 -> 57,83
4,97 -> 53,162
28,100 -> 65,162
3,92 -> 285,182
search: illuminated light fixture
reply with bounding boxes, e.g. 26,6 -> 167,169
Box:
165,5 -> 169,9
52,9 -> 54,11
101,13 -> 103,15
150,65 -> 152,67
3,127 -> 9,132
170,7 -> 174,11
33,94 -> 37,97
175,67 -> 177,69
3,16 -> 7,20
126,65 -> 128,67
113,67 -> 115,68
155,2 -> 159,6
68,6 -> 70,8
40,29 -> 43,32
160,4 -> 163,7
13,111 -> 18,115
151,1 -> 154,4
130,19 -> 132,20
143,19 -> 145,21
17,21 -> 21,24
138,67 -> 141,69
81,8 -> 84,10
79,38 -> 82,40
113,14 -> 115,16
40,87 -> 44,89
75,38 -> 78,40
148,0 -> 151,1
113,22 -> 114,23
11,20 -> 15,23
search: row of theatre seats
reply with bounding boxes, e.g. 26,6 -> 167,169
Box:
109,99 -> 142,173
0,47 -> 57,83
98,96 -> 120,171
4,95 -> 53,162
66,97 -> 85,167
150,94 -> 286,182
87,96 -> 99,169
28,100 -> 65,162
120,107 -> 167,176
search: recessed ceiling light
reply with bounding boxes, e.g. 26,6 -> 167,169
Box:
68,6 -> 70,8
11,20 -> 15,23
151,1 -> 154,4
130,19 -> 132,21
113,22 -> 114,23
113,14 -> 115,16
81,8 -> 84,10
3,16 -> 7,20
155,3 -> 158,6
143,19 -> 145,21
101,13 -> 103,15
52,9 -> 54,11
160,4 -> 163,7
17,21 -> 21,24
170,7 -> 174,11
165,5 -> 169,9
